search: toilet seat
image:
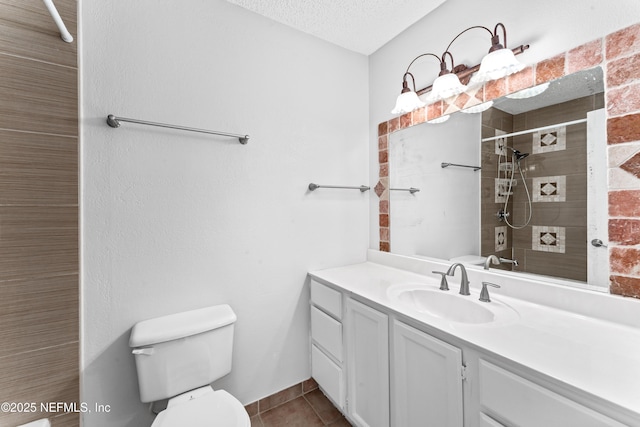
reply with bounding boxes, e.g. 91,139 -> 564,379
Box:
151,386 -> 250,427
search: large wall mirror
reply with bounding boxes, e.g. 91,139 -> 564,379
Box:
389,67 -> 607,289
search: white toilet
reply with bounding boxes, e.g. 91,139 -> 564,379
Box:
129,304 -> 250,426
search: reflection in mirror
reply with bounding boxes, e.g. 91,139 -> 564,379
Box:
390,113 -> 481,259
389,67 -> 606,289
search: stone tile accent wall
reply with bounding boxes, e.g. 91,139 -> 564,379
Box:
377,22 -> 640,298
605,23 -> 640,298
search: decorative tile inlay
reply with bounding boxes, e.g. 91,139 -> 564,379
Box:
495,178 -> 516,203
495,226 -> 507,252
620,151 -> 640,180
608,142 -> 640,190
533,176 -> 566,202
533,126 -> 566,154
532,226 -> 565,253
374,180 -> 386,198
444,85 -> 483,114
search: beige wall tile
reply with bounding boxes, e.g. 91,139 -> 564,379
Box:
0,274 -> 78,358
0,0 -> 77,68
0,130 -> 77,205
0,342 -> 79,426
520,249 -> 587,282
0,206 -> 78,280
0,1 -> 78,422
0,53 -> 78,136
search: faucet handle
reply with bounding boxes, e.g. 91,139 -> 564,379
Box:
432,271 -> 450,291
480,282 -> 501,303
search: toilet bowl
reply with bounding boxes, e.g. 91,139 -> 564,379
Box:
151,386 -> 249,427
129,304 -> 250,427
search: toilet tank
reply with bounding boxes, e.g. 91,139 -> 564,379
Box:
129,304 -> 237,403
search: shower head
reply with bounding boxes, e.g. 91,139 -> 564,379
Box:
505,146 -> 529,161
514,150 -> 529,161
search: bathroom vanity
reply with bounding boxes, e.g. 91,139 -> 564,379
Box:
308,250 -> 640,427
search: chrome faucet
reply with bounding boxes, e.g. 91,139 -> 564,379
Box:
484,255 -> 519,270
499,257 -> 519,267
484,255 -> 501,270
446,263 -> 470,295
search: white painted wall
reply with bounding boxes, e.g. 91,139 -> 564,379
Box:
369,0 -> 640,249
79,1 -> 368,426
389,113 -> 481,259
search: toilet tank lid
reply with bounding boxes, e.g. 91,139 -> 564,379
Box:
129,304 -> 236,348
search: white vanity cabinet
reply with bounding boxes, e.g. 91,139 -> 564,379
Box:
345,297 -> 390,427
478,360 -> 628,427
309,257 -> 640,427
392,319 -> 464,427
310,280 -> 345,410
310,279 -> 464,427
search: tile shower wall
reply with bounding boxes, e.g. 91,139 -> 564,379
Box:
481,108 -> 514,271
481,95 -> 603,281
0,1 -> 78,426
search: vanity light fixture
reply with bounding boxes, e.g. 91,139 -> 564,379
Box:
392,52 -> 467,114
392,22 -> 529,115
468,23 -> 526,84
391,71 -> 426,114
426,51 -> 468,102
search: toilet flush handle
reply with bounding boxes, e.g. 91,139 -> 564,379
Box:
132,347 -> 155,356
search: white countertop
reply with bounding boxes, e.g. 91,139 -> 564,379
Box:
309,253 -> 640,417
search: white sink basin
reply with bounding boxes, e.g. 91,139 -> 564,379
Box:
388,283 -> 518,325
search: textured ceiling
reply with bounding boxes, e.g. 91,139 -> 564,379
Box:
224,0 -> 448,55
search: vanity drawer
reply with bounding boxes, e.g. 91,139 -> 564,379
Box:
312,344 -> 344,410
311,306 -> 343,362
311,280 -> 342,319
479,360 -> 627,427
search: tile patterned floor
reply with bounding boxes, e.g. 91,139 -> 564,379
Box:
250,388 -> 352,426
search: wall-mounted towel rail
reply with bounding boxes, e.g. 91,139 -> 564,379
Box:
308,183 -> 370,192
42,0 -> 73,43
390,187 -> 420,194
106,115 -> 250,145
441,162 -> 481,171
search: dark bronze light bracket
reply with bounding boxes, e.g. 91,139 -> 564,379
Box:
415,44 -> 530,96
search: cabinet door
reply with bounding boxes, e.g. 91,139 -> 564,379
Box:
392,320 -> 464,427
346,298 -> 389,427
